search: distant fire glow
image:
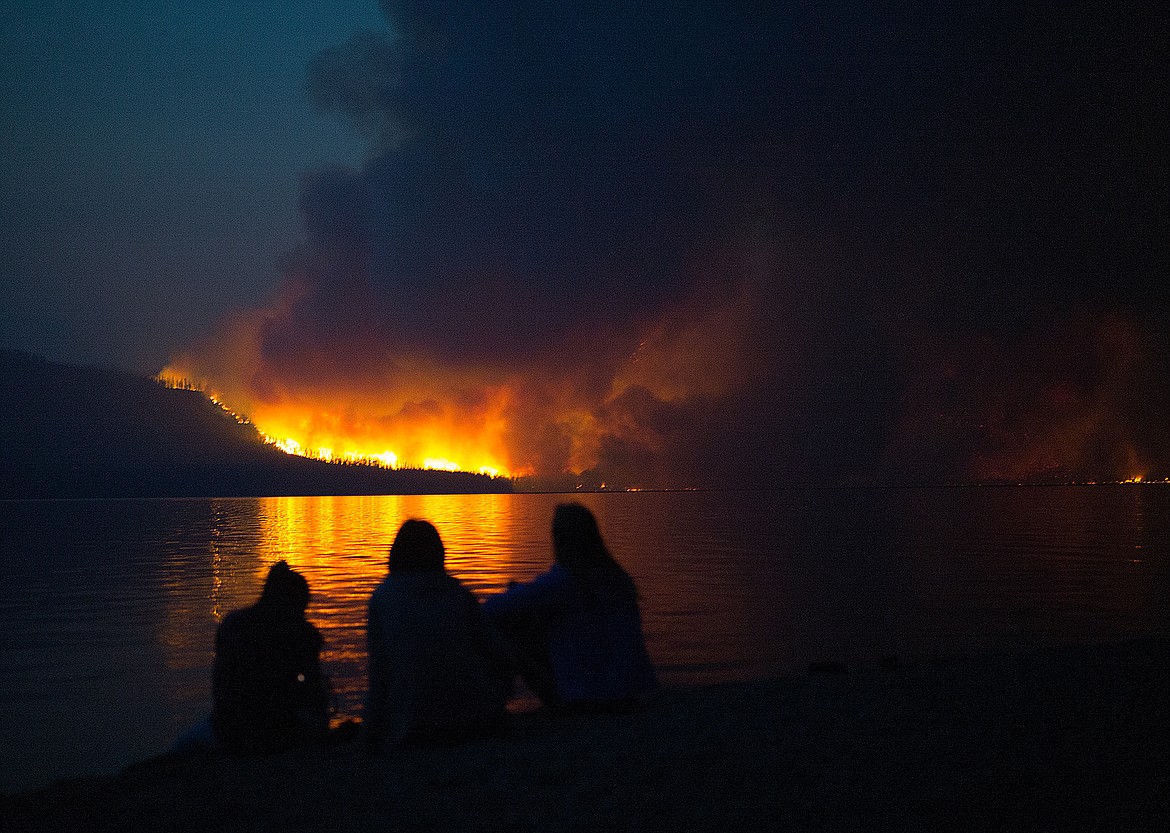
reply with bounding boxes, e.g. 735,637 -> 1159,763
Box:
159,368 -> 520,476
144,4 -> 1167,491
158,298 -> 1170,487
155,277 -> 763,487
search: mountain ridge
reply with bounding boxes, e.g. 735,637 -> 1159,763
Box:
0,351 -> 511,499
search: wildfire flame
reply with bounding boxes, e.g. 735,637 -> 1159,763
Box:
155,253 -> 770,488
158,367 -> 519,476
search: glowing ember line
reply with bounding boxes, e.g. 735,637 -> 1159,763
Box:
156,375 -> 514,477
422,457 -> 460,472
373,451 -> 399,468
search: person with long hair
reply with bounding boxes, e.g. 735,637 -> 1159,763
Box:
483,503 -> 658,711
210,561 -> 330,753
363,519 -> 513,752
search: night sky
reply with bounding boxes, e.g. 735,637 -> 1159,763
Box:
3,1 -> 1167,488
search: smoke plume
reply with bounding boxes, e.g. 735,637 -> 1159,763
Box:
165,2 -> 1169,486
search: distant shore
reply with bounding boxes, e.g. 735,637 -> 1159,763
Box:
6,637 -> 1168,831
1,351 -> 513,500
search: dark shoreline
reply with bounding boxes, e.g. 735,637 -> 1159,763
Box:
4,637 -> 1167,831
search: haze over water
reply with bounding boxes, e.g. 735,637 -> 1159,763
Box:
3,487 -> 1169,792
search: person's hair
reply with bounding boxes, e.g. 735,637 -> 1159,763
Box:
388,519 -> 446,572
552,503 -> 636,601
255,560 -> 310,620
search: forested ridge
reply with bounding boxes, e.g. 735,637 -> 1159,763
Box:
0,351 -> 510,499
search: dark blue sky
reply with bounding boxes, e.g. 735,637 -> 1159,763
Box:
3,1 -> 1167,485
1,1 -> 384,371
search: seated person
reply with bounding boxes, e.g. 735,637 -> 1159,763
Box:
363,520 -> 513,752
483,503 -> 658,712
211,561 -> 329,753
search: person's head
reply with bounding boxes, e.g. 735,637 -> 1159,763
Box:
256,560 -> 310,619
552,503 -> 613,571
552,503 -> 636,599
388,519 -> 445,573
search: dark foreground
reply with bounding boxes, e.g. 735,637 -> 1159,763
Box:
4,638 -> 1168,832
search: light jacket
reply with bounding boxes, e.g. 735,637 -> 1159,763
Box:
483,563 -> 658,704
364,571 -> 511,748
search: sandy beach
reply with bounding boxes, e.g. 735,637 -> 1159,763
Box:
4,637 -> 1167,832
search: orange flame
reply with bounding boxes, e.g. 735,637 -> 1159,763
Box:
159,362 -> 522,477
158,268 -> 769,485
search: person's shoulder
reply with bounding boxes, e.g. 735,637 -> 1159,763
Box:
371,571 -> 465,598
369,574 -> 397,600
545,563 -> 572,580
296,614 -> 323,634
518,565 -> 574,592
219,608 -> 240,626
217,606 -> 250,633
538,564 -> 575,590
301,619 -> 324,647
440,571 -> 474,593
214,605 -> 258,648
422,572 -> 479,607
483,565 -> 570,612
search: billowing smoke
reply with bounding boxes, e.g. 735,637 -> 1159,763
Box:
164,2 -> 1169,486
885,316 -> 1170,484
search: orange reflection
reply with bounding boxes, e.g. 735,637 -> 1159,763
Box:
246,494 -> 534,717
160,494 -> 635,723
253,494 -> 528,589
159,501 -> 261,675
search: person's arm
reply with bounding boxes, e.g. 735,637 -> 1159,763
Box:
296,627 -> 330,737
211,619 -> 239,718
363,600 -> 387,754
468,593 -> 519,680
481,567 -> 572,618
210,616 -> 251,746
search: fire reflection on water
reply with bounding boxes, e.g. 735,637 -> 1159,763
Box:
5,489 -> 1170,792
154,487 -> 1170,732
164,495 -> 552,721
158,501 -> 262,726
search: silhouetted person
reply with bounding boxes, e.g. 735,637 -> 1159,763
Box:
363,520 -> 513,753
483,503 -> 658,711
211,561 -> 329,753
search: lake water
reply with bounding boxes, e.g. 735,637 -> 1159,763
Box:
2,487 -> 1169,792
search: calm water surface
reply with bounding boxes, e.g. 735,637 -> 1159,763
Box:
2,487 -> 1169,791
